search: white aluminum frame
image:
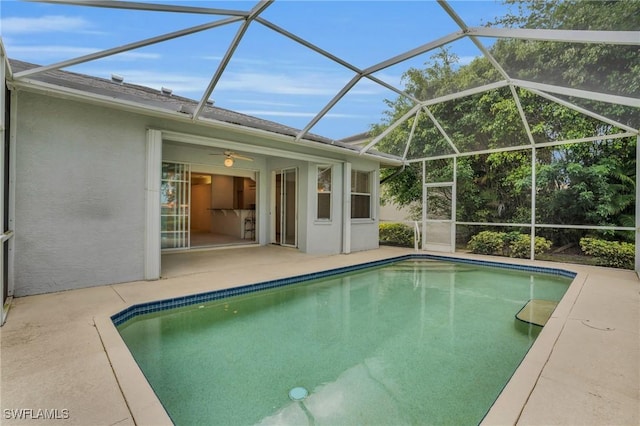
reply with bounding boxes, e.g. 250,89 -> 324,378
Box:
1,67 -> 17,326
4,0 -> 638,271
159,161 -> 191,251
315,165 -> 333,222
0,48 -> 11,325
350,169 -> 375,221
342,162 -> 352,254
7,0 -> 637,149
144,130 -> 162,280
421,158 -> 456,253
272,167 -> 298,248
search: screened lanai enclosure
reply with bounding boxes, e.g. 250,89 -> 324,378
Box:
1,0 -> 638,278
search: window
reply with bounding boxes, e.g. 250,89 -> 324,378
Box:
351,170 -> 371,219
317,166 -> 332,220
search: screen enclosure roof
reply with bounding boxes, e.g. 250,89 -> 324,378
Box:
1,0 -> 638,164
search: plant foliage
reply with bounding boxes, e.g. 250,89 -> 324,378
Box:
379,222 -> 415,247
468,230 -> 552,258
377,0 -> 637,262
509,234 -> 553,259
467,231 -> 506,255
579,237 -> 635,269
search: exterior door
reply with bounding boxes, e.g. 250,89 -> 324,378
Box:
273,168 -> 297,247
160,161 -> 191,250
422,184 -> 455,252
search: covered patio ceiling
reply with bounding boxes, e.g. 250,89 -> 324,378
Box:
2,0 -> 639,162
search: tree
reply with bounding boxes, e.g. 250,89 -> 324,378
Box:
378,0 -> 637,246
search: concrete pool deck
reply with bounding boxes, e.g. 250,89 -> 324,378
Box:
1,245 -> 638,425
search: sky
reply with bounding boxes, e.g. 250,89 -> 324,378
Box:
0,0 -> 513,140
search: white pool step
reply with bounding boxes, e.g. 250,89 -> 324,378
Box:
515,299 -> 558,326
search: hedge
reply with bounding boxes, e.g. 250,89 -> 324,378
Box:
579,237 -> 634,269
467,230 -> 552,258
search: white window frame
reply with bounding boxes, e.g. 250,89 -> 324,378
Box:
350,169 -> 373,221
316,165 -> 332,222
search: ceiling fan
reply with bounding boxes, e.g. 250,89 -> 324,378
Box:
209,150 -> 254,167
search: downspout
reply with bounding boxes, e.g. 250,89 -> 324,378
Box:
342,162 -> 352,254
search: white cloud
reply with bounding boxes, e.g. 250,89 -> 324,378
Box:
6,45 -> 161,61
217,71 -> 342,96
110,51 -> 162,61
237,110 -> 367,119
458,55 -> 480,66
216,69 -> 393,97
370,71 -> 405,88
201,55 -> 269,66
8,45 -> 96,59
1,15 -> 96,35
349,78 -> 397,96
325,112 -> 370,119
85,66 -> 393,102
231,99 -> 300,107
235,110 -> 317,118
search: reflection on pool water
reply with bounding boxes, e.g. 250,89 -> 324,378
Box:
117,259 -> 572,425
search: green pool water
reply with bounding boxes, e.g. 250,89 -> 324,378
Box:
117,260 -> 571,425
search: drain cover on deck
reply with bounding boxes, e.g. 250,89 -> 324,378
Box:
289,387 -> 308,401
516,299 -> 558,326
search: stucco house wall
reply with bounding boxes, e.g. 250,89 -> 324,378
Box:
14,91 -> 146,296
11,87 -> 385,296
349,159 -> 380,253
304,163 -> 343,255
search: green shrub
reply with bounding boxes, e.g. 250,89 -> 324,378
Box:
468,231 -> 506,255
509,234 -> 552,258
468,231 -> 552,258
379,222 -> 415,247
579,237 -> 635,269
503,231 -> 522,246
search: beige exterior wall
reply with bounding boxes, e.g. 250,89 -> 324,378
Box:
12,90 -> 384,295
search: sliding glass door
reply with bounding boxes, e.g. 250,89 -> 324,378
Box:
161,161 -> 190,249
274,168 -> 297,247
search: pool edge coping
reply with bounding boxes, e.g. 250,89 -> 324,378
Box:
479,270 -> 587,425
94,253 -> 581,425
94,315 -> 174,425
110,254 -> 576,327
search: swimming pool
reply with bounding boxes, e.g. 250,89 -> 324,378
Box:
115,256 -> 573,425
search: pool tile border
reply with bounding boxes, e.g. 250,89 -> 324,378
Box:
111,254 -> 576,327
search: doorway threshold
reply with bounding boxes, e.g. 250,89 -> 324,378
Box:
163,243 -> 260,255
